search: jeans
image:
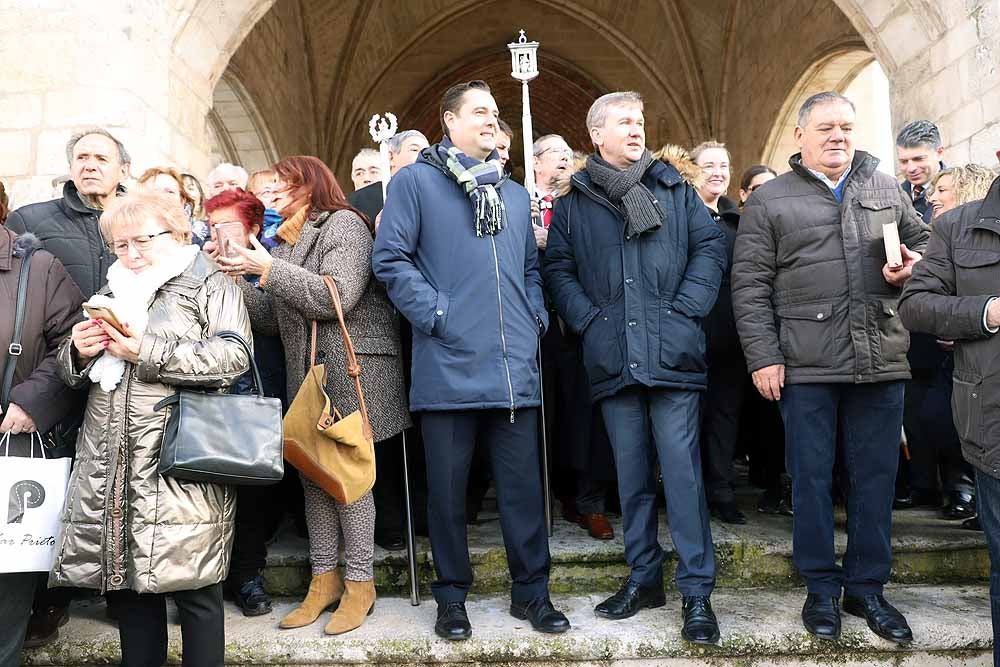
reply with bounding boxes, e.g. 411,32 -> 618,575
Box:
976,470 -> 1000,667
779,381 -> 904,596
600,386 -> 716,595
0,573 -> 36,667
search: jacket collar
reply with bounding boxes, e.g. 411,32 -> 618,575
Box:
788,150 -> 877,189
61,179 -> 127,215
971,175 -> 1000,236
570,158 -> 682,198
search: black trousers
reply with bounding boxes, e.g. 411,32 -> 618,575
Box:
701,356 -> 747,504
421,408 -> 551,604
0,573 -> 36,667
373,431 -> 429,536
230,484 -> 286,584
108,583 -> 224,667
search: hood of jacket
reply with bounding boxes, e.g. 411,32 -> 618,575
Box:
554,144 -> 705,197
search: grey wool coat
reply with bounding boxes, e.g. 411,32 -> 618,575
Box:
240,209 -> 411,442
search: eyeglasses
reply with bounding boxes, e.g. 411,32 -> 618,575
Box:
108,231 -> 171,256
535,147 -> 573,159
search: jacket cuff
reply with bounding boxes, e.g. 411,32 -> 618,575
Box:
746,355 -> 786,374
136,334 -> 167,383
984,297 -> 999,335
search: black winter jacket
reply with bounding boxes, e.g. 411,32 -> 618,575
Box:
704,196 -> 742,358
6,181 -> 117,296
543,147 -> 727,401
898,177 -> 1000,478
733,151 -> 929,384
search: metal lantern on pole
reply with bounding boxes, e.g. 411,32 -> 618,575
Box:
508,29 -> 553,537
368,112 -> 398,201
507,30 -> 540,197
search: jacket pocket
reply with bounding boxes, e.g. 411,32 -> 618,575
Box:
873,298 -> 909,364
777,301 -> 834,368
659,302 -> 706,372
954,248 -> 1000,269
952,373 -> 984,450
582,309 -> 623,383
430,291 -> 449,339
856,197 -> 895,240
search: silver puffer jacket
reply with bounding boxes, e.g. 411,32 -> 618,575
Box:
51,252 -> 252,594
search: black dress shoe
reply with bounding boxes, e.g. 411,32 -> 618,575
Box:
843,594 -> 913,644
681,595 -> 720,645
234,574 -> 272,617
963,515 -> 982,531
510,596 -> 571,634
375,531 -> 405,551
710,501 -> 747,525
943,491 -> 976,520
757,489 -> 793,516
435,602 -> 472,641
801,593 -> 841,641
594,578 -> 666,620
23,605 -> 70,649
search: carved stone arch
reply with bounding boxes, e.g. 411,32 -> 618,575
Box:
207,69 -> 280,174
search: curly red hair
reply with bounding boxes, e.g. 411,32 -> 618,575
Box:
204,188 -> 265,233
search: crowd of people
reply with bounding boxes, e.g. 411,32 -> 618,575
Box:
2,75 -> 1000,667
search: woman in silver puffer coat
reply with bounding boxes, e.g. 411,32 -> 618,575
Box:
53,192 -> 251,667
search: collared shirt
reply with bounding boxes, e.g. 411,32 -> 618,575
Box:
808,166 -> 852,191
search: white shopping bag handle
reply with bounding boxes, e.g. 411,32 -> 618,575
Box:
0,431 -> 45,458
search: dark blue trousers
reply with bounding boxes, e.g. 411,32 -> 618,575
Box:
421,408 -> 550,605
600,386 -> 716,595
780,381 -> 904,597
975,470 -> 1000,667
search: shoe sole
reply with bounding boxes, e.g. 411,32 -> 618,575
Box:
842,603 -> 912,645
435,629 -> 472,641
594,596 -> 667,621
509,607 -> 570,634
241,605 -> 273,617
681,629 -> 721,645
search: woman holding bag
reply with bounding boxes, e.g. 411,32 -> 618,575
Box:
54,191 -> 252,667
219,155 -> 409,635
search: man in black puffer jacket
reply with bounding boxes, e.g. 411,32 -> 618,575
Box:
733,92 -> 928,645
6,128 -> 128,297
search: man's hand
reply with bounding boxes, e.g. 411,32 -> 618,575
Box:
533,225 -> 548,250
882,244 -> 922,287
0,403 -> 36,434
987,298 -> 1000,331
752,364 -> 785,401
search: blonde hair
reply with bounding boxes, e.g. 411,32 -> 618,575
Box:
136,166 -> 195,212
247,169 -> 277,196
690,140 -> 730,164
99,191 -> 193,246
932,164 -> 997,207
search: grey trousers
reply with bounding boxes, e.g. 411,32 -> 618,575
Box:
302,479 -> 376,581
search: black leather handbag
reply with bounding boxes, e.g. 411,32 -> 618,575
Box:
154,331 -> 283,485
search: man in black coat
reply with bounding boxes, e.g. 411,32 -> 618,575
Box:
4,127 -> 128,647
544,91 -> 727,644
348,130 -> 429,227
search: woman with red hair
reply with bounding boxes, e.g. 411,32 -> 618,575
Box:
217,157 -> 409,636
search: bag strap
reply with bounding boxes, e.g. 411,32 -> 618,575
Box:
1,246 -> 39,412
315,275 -> 373,442
216,331 -> 264,398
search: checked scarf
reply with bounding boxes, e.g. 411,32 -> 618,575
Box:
424,136 -> 506,236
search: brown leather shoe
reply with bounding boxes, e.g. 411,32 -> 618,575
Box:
578,513 -> 614,540
23,605 -> 69,649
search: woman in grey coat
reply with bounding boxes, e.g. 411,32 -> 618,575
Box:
221,155 -> 409,636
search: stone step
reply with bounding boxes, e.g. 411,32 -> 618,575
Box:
25,584 -> 993,666
264,502 -> 990,596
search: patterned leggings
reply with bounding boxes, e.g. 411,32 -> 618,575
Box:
301,479 -> 376,581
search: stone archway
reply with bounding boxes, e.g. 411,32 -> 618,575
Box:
207,69 -> 279,174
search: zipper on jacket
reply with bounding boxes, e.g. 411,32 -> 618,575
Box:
490,236 -> 516,423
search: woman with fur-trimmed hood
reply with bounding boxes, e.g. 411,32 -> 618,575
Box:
542,91 -> 726,646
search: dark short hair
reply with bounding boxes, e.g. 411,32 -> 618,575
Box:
797,91 -> 855,127
740,164 -> 777,192
896,119 -> 942,150
497,118 -> 514,140
440,80 -> 491,137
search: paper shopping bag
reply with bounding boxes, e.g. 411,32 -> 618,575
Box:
0,433 -> 71,573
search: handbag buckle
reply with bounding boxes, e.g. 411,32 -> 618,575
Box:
8,343 -> 22,356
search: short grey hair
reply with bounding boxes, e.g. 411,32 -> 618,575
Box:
387,130 -> 428,154
207,162 -> 248,186
896,119 -> 942,150
532,134 -> 565,156
586,92 -> 644,136
797,91 -> 856,127
352,148 -> 380,164
65,127 -> 131,165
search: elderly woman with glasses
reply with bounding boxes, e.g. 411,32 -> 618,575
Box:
54,191 -> 252,667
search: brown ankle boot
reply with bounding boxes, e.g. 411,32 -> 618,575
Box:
324,579 -> 375,635
279,570 -> 344,629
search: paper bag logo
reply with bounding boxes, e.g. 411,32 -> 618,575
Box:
7,480 -> 45,524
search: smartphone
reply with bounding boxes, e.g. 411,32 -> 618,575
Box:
214,222 -> 247,259
82,303 -> 127,335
